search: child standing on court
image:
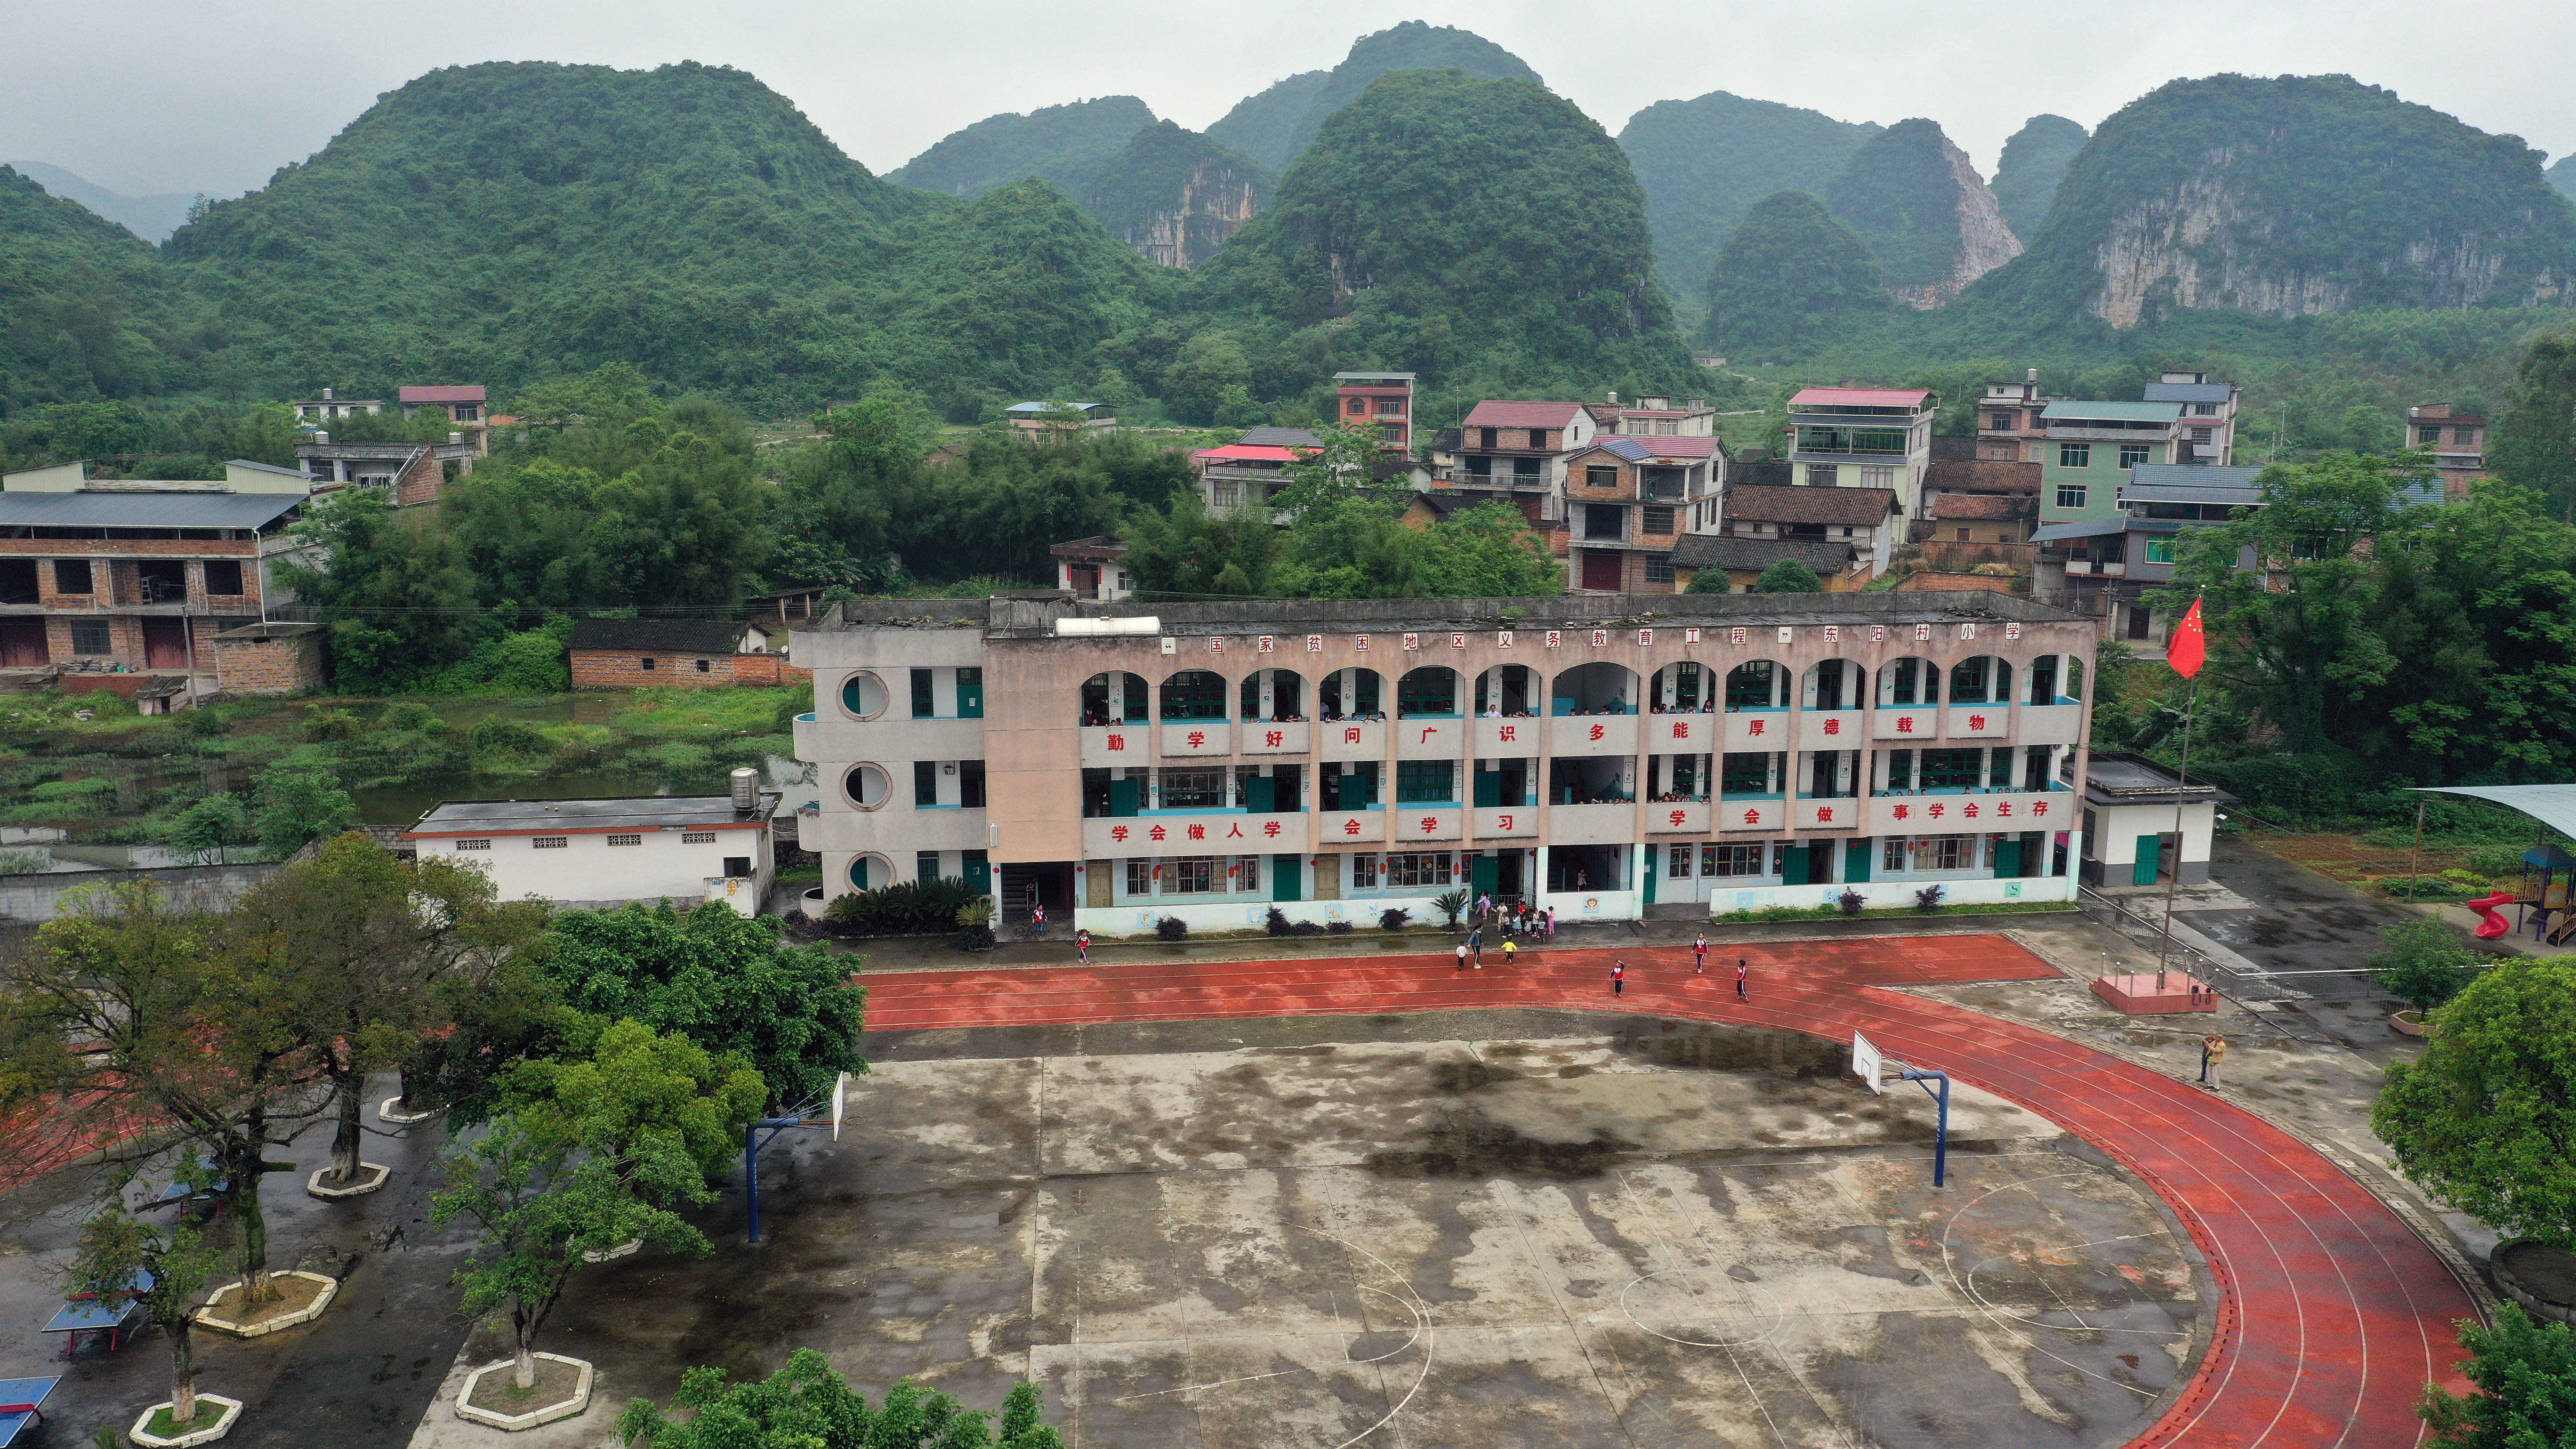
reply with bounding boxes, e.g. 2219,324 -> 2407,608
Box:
1693,934 -> 1708,974
1076,928 -> 1090,965
1611,960 -> 1626,996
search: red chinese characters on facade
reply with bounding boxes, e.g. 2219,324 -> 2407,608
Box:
1110,825 -> 1130,843
1743,808 -> 1762,825
1418,727 -> 1438,744
1265,731 -> 1283,747
1822,718 -> 1841,735
1892,804 -> 1910,820
1263,821 -> 1281,837
1927,803 -> 1945,819
1106,734 -> 1126,751
1187,731 -> 1207,749
1815,805 -> 1834,823
1498,724 -> 1517,742
1227,823 -> 1245,838
1419,817 -> 1438,834
1342,819 -> 1363,835
1344,727 -> 1362,744
1996,801 -> 2012,816
1149,825 -> 1168,841
1188,824 -> 1207,840
1963,804 -> 1980,819
1671,720 -> 1690,739
2032,801 -> 2048,816
1496,814 -> 1514,831
1896,716 -> 1916,733
1968,715 -> 1988,731
1588,724 -> 1606,742
1747,718 -> 1765,736
1669,810 -> 1687,828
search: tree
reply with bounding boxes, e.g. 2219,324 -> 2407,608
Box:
2494,331 -> 2576,519
228,835 -> 546,1188
2370,918 -> 2484,1013
250,764 -> 356,856
1684,564 -> 1733,594
1270,421 -> 1401,520
1752,558 -> 1824,593
2375,961 -> 2576,1250
1415,502 -> 1563,597
498,1018 -> 767,1184
165,794 -> 248,864
432,1115 -> 705,1392
0,883 -> 326,1300
67,1208 -> 227,1426
535,903 -> 867,1113
1701,191 -> 1889,357
2418,1303 -> 2576,1448
617,1348 -> 1065,1449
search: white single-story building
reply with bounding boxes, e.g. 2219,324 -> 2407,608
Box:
402,775 -> 779,913
2080,752 -> 2230,887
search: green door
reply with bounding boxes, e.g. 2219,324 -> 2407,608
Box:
1246,775 -> 1276,813
961,850 -> 991,895
1473,769 -> 1503,807
955,668 -> 984,718
1782,845 -> 1811,886
2132,834 -> 2162,886
1642,847 -> 1658,904
1471,854 -> 1500,899
1992,839 -> 2021,879
1844,839 -> 1872,884
849,857 -> 870,891
1108,779 -> 1140,817
1272,853 -> 1302,902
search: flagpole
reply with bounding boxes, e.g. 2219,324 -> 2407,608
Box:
2153,594 -> 2206,993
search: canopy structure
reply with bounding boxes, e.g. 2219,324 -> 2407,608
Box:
2415,785 -> 2576,841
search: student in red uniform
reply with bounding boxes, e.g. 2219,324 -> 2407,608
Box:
1693,934 -> 1708,974
1075,928 -> 1090,965
1736,957 -> 1749,1000
1612,960 -> 1626,996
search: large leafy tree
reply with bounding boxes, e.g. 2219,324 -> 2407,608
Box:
2375,960 -> 2576,1250
536,904 -> 867,1114
68,1209 -> 227,1427
618,1348 -> 1064,1449
2419,1304 -> 2576,1449
2494,331 -> 2576,519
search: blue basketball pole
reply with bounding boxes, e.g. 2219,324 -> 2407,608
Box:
1897,1069 -> 1952,1186
743,1115 -> 806,1244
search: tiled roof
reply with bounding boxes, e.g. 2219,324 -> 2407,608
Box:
399,385 -> 487,404
1930,493 -> 2033,521
1722,484 -> 1896,526
1462,400 -> 1586,428
1194,444 -> 1304,463
1897,572 -> 2019,594
566,618 -> 765,653
0,491 -> 304,529
1925,458 -> 2040,493
1671,534 -> 1855,573
1051,534 -> 1127,557
1789,387 -> 1929,409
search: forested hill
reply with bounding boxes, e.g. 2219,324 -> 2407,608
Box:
1961,73 -> 2576,330
885,95 -> 1158,199
1615,91 -> 1880,322
1193,70 -> 1694,397
0,164 -> 196,407
145,62 -> 1176,414
1206,23 -> 1540,174
1989,114 -> 2088,241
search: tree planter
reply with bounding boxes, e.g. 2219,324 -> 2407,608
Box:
307,1162 -> 391,1199
131,1394 -> 242,1448
456,1354 -> 593,1430
580,1238 -> 644,1264
196,1271 -> 337,1337
2494,1239 -> 2576,1326
2391,1010 -> 2430,1038
379,1096 -> 437,1126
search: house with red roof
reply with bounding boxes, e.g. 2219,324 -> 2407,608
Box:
399,385 -> 491,456
1783,386 -> 1937,519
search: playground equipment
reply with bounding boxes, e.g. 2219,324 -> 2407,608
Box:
2517,845 -> 2576,943
2467,890 -> 2516,940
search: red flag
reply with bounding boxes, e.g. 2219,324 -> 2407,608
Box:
2167,596 -> 2207,680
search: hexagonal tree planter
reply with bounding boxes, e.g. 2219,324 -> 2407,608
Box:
195,1271 -> 338,1337
307,1162 -> 391,1199
130,1394 -> 242,1448
457,1354 -> 593,1430
380,1095 -> 438,1126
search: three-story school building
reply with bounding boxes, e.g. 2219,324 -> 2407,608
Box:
790,594 -> 2098,935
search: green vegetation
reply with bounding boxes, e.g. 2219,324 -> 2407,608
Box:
1617,92 -> 1881,327
2367,918 -> 2487,1012
1702,192 -> 1889,358
1988,114 -> 2089,242
886,95 -> 1156,199
2418,1303 -> 2576,1449
618,1348 -> 1063,1449
2494,331 -> 2576,517
2377,960 -> 2576,1249
1752,558 -> 1825,593
1193,70 -> 1695,405
1206,21 -> 1538,174
1082,121 -> 1270,255
0,165 -> 192,410
1121,488 -> 1562,601
1825,119 -> 1972,298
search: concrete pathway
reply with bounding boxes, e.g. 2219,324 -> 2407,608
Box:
860,936 -> 2477,1449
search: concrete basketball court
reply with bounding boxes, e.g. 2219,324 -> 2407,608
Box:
477,1015 -> 2208,1449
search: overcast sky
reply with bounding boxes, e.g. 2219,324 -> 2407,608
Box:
7,0 -> 2572,200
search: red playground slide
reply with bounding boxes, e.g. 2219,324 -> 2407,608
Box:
2466,890 -> 2516,940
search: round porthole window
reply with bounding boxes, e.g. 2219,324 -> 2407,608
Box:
848,853 -> 894,891
845,764 -> 890,810
840,671 -> 888,720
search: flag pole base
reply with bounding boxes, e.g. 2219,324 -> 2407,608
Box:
2091,973 -> 2219,1015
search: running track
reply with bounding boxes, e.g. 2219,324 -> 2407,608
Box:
863,933 -> 2474,1448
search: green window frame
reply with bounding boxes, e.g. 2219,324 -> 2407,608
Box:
909,668 -> 935,718
2144,538 -> 2176,564
2058,442 -> 2091,468
1395,760 -> 1455,803
2119,443 -> 2152,468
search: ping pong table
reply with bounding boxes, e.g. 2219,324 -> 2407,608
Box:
42,1295 -> 142,1355
0,1377 -> 60,1447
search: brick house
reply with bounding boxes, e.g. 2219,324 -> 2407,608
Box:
295,435 -> 478,506
1918,457 -> 2040,573
566,618 -> 782,688
2403,402 -> 2490,491
1552,437 -> 1722,592
1718,483 -> 1901,579
0,477 -> 311,689
399,385 -> 491,456
210,620 -> 328,695
1669,534 -> 1862,593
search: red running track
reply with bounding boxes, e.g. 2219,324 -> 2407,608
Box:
863,934 -> 2473,1448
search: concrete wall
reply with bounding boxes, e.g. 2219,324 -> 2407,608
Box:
0,861 -> 279,924
412,826 -> 772,906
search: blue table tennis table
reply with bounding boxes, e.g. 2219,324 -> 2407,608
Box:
42,1295 -> 141,1355
0,1377 -> 59,1447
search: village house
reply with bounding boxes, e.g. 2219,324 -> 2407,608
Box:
1005,401 -> 1117,437
0,462 -> 323,695
402,770 -> 780,913
2036,400 -> 2186,526
295,430 -> 480,506
1669,534 -> 1862,593
1052,536 -> 1134,601
1553,436 -> 1723,592
1976,370 -> 2057,461
1717,483 -> 1900,580
2404,402 -> 2490,491
1334,371 -> 1415,450
399,384 -> 492,456
2144,371 -> 2239,466
291,387 -> 381,423
565,618 -> 797,688
1783,387 -> 1937,518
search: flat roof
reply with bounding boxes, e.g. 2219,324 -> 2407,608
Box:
2084,753 -> 2233,805
2142,382 -> 2234,405
0,491 -> 304,529
400,385 -> 487,404
2042,400 -> 2185,424
1194,444 -> 1306,463
1334,371 -> 1417,381
1790,387 -> 1930,409
405,794 -> 779,837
